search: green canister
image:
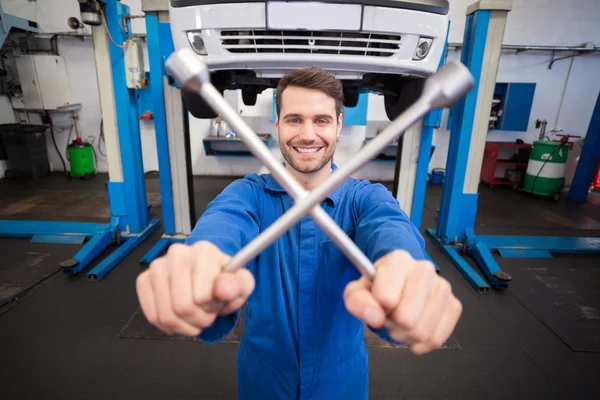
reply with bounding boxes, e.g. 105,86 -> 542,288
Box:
67,139 -> 96,178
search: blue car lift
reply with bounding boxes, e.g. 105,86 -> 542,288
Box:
426,0 -> 600,292
0,0 -> 159,280
409,23 -> 451,272
139,3 -> 191,263
568,91 -> 600,203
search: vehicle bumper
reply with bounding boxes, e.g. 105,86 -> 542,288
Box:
170,0 -> 450,16
169,2 -> 448,79
188,53 -> 438,79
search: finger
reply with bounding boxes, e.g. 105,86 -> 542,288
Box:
344,277 -> 386,328
167,244 -> 213,328
214,268 -> 255,303
235,268 -> 256,298
219,297 -> 248,316
388,326 -> 410,344
215,268 -> 255,315
412,297 -> 463,355
372,250 -> 411,311
191,241 -> 226,305
149,259 -> 201,337
390,260 -> 437,330
405,278 -> 452,345
136,271 -> 158,325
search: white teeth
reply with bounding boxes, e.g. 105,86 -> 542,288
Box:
295,147 -> 319,153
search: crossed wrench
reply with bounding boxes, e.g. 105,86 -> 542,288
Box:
166,48 -> 473,280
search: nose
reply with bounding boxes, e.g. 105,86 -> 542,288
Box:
300,121 -> 317,141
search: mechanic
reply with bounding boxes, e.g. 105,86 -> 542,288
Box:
135,66 -> 463,400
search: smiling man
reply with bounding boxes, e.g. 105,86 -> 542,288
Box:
136,67 -> 462,400
275,68 -> 341,191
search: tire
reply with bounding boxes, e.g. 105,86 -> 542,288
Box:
242,89 -> 258,106
182,89 -> 220,119
343,89 -> 359,108
384,78 -> 425,120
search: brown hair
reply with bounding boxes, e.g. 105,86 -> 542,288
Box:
275,67 -> 343,119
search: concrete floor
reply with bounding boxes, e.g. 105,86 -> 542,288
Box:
0,173 -> 599,399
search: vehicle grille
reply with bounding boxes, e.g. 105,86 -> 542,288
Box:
219,30 -> 402,57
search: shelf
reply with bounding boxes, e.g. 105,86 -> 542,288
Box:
371,158 -> 397,163
482,142 -> 532,187
202,134 -> 271,143
364,137 -> 398,162
485,141 -> 533,150
482,177 -> 517,187
203,134 -> 272,156
496,160 -> 528,166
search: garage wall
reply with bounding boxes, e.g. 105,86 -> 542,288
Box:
46,35 -> 158,175
1,0 -> 146,34
144,0 -> 600,180
0,0 -> 154,175
0,0 -> 599,181
429,0 -> 600,172
448,0 -> 600,46
429,50 -> 600,172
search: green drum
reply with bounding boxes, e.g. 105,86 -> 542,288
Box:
523,141 -> 568,197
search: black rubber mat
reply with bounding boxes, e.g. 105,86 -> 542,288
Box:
2,175 -> 600,399
118,306 -> 461,350
501,255 -> 600,352
118,307 -> 244,343
0,239 -> 80,308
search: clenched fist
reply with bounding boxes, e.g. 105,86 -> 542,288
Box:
135,241 -> 255,337
344,250 -> 462,355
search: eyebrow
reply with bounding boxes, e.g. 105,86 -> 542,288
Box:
283,113 -> 335,120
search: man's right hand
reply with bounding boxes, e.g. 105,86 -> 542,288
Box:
135,241 -> 255,337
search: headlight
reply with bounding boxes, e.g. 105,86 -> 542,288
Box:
413,37 -> 433,61
187,31 -> 207,55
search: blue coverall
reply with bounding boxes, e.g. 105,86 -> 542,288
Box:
186,164 -> 426,399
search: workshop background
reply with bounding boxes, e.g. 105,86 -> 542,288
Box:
0,0 -> 599,180
1,0 -> 599,399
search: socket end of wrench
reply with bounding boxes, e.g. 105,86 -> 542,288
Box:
422,60 -> 474,109
165,48 -> 210,89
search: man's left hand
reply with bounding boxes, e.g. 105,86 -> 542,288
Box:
343,250 -> 462,355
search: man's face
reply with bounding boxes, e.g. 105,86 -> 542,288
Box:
276,86 -> 342,174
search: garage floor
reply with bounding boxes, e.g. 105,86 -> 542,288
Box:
1,173 -> 599,400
